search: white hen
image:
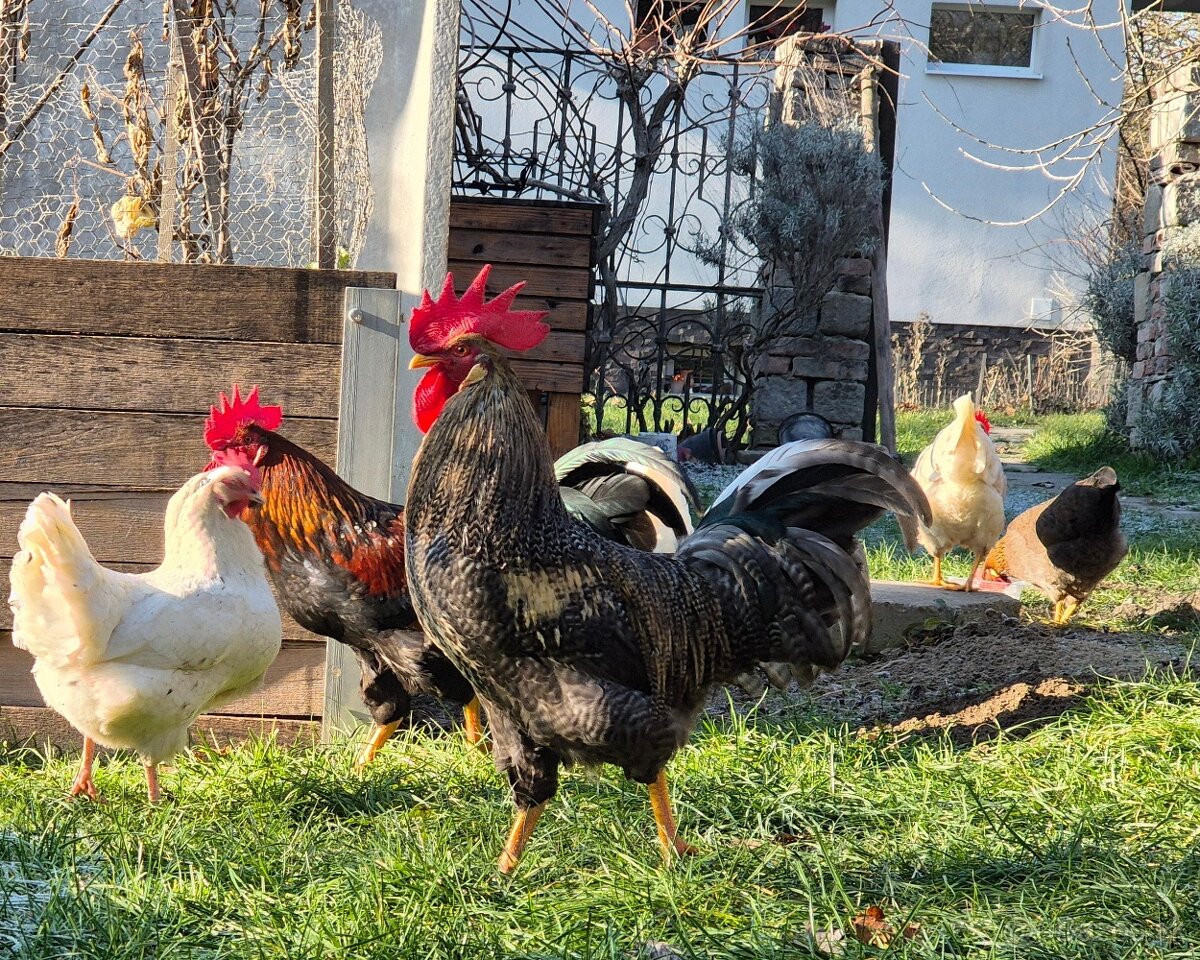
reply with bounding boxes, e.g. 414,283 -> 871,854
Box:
7,466 -> 282,801
899,393 -> 1006,592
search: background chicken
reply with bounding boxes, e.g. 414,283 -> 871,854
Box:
984,466 -> 1127,623
899,393 -> 1006,591
403,269 -> 929,873
7,467 -> 281,801
204,384 -> 699,768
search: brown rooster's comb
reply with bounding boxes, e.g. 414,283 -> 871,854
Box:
408,264 -> 550,354
204,385 -> 283,450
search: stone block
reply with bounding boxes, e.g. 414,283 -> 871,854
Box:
818,290 -> 873,338
839,274 -> 873,296
1126,382 -> 1144,426
752,423 -> 779,447
866,580 -> 1023,654
753,354 -> 791,376
1144,182 -> 1164,237
835,256 -> 873,277
837,426 -> 863,442
1155,337 -> 1172,357
754,376 -> 809,423
1155,356 -> 1172,376
792,356 -> 869,381
767,335 -> 870,361
1137,342 -> 1151,361
1162,176 -> 1200,227
1134,272 -> 1151,327
1132,359 -> 1147,379
812,379 -> 866,424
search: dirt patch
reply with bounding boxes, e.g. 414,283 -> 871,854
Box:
719,611 -> 1189,743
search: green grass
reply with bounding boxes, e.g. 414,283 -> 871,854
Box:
4,675 -> 1200,958
893,409 -> 1038,463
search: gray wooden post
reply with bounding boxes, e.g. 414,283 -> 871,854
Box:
322,286 -> 427,738
321,0 -> 461,739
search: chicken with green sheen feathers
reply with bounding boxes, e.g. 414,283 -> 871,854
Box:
403,267 -> 931,873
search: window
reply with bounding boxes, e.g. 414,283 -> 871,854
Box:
747,2 -> 828,46
928,3 -> 1039,74
636,0 -> 707,42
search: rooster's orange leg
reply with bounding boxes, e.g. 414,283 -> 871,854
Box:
68,737 -> 100,802
921,554 -> 956,589
497,802 -> 547,875
649,771 -> 698,861
1051,598 -> 1079,626
144,763 -> 161,804
462,697 -> 486,750
353,721 -> 401,772
962,555 -> 985,593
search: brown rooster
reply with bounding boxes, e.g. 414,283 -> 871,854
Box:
403,268 -> 930,873
984,466 -> 1126,624
203,385 -> 699,768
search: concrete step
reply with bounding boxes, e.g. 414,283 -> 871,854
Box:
868,578 -> 1024,654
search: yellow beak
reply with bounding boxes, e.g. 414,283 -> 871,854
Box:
409,354 -> 439,370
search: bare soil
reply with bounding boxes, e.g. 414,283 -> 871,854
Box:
722,609 -> 1190,745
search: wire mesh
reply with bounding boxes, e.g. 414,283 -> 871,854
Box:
0,0 -> 379,267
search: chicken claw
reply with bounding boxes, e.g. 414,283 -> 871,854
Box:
649,771 -> 698,860
498,802 -> 547,875
353,720 -> 401,773
144,763 -> 161,804
68,737 -> 101,802
462,697 -> 488,752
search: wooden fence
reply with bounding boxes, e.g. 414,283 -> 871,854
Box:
0,257 -> 395,747
448,196 -> 598,457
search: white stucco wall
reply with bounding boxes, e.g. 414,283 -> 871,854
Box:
461,0 -> 1125,330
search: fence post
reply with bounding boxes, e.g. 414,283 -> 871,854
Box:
313,0 -> 337,270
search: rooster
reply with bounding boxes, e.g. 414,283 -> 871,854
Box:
898,393 -> 1006,591
204,383 -> 698,769
7,467 -> 282,802
403,268 -> 930,873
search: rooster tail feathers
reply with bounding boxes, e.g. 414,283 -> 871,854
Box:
701,439 -> 930,544
8,493 -> 123,663
949,393 -> 994,476
555,438 -> 698,550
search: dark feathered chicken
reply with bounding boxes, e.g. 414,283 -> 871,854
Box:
203,386 -> 698,768
403,269 -> 930,873
984,466 -> 1126,623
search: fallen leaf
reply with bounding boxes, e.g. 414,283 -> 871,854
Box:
849,906 -> 921,948
805,922 -> 845,956
638,940 -> 684,960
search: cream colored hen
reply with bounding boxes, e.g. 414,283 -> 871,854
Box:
899,393 -> 1006,591
7,467 -> 282,802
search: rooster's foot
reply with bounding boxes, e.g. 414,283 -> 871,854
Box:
353,720 -> 401,773
68,737 -> 101,802
649,771 -> 697,862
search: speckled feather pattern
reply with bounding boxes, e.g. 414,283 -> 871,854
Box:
405,346 -> 921,808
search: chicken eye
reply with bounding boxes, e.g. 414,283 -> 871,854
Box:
451,344 -> 470,357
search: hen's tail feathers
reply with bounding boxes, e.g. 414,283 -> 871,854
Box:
555,438 -> 699,552
8,493 -> 124,663
701,439 -> 931,547
983,536 -> 1009,579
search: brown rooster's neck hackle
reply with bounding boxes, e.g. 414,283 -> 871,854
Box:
248,431 -> 406,598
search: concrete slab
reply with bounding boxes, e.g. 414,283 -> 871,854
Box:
868,578 -> 1024,654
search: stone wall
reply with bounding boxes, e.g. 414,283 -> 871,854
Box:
890,318 -> 1099,410
752,255 -> 874,444
1128,64 -> 1198,445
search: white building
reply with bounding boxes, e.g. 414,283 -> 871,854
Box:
460,0 -> 1126,333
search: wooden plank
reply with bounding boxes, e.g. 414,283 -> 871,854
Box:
519,330 -> 585,366
0,409 -> 337,489
324,287 -> 428,738
0,257 -> 394,344
0,334 -> 342,418
0,636 -> 325,718
449,201 -> 597,236
448,228 -> 591,269
511,358 -> 585,394
0,705 -> 319,750
544,393 -> 582,460
0,485 -> 169,563
447,259 -> 591,301
0,557 -> 330,643
521,297 -> 588,331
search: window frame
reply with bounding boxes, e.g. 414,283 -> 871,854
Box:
925,2 -> 1043,80
746,1 -> 830,46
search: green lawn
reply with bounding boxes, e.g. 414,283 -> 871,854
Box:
3,668 -> 1200,958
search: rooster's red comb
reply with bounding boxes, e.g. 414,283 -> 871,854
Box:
204,385 -> 283,450
408,264 -> 550,354
975,410 -> 992,434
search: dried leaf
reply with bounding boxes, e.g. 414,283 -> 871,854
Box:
849,906 -> 921,949
123,34 -> 144,84
18,14 -> 30,63
91,123 -> 112,165
111,194 -> 157,240
805,923 -> 845,957
55,199 -> 79,259
80,82 -> 94,122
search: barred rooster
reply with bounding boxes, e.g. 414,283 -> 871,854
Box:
204,383 -> 696,768
404,268 -> 930,873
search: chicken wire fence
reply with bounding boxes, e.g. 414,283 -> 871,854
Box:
0,0 -> 380,267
